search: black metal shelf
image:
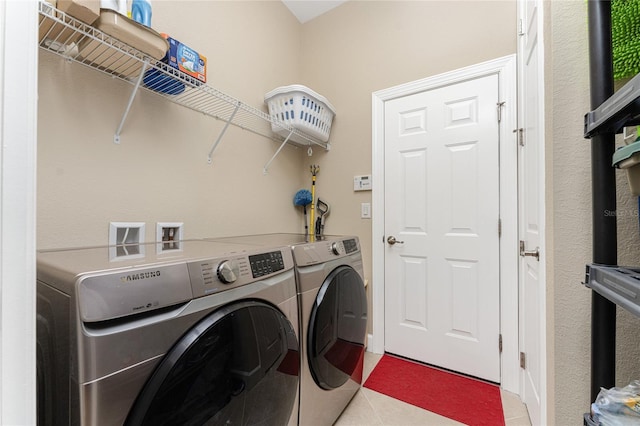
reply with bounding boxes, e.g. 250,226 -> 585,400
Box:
584,264 -> 640,318
585,0 -> 618,411
584,71 -> 640,138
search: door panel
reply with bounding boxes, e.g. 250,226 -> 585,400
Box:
398,256 -> 428,330
384,74 -> 501,382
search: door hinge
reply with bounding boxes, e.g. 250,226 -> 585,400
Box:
518,18 -> 525,36
497,101 -> 506,123
499,334 -> 503,353
498,218 -> 502,238
520,351 -> 526,369
513,128 -> 525,146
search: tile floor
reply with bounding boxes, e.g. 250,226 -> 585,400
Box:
334,352 -> 532,426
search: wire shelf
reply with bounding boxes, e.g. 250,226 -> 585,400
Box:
37,1 -> 328,160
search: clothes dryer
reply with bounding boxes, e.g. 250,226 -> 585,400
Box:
208,234 -> 368,426
37,240 -> 300,426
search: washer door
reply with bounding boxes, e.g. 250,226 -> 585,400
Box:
308,265 -> 368,390
126,300 -> 299,426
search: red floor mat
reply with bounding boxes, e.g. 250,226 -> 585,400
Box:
363,354 -> 505,426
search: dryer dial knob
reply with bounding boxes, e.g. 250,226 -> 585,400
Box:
331,242 -> 344,256
217,260 -> 239,284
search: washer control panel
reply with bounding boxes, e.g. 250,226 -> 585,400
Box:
249,251 -> 285,278
187,248 -> 293,297
216,260 -> 240,284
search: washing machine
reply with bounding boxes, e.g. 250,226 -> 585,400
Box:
208,234 -> 368,426
36,240 -> 300,426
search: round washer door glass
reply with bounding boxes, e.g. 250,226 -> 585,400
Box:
308,265 -> 368,390
126,300 -> 299,426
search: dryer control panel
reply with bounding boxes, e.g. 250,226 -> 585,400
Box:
343,238 -> 358,254
292,236 -> 360,266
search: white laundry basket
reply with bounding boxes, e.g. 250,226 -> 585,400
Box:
264,85 -> 336,145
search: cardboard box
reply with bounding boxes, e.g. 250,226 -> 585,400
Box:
39,0 -> 58,42
39,0 -> 83,47
56,0 -> 100,25
162,34 -> 207,83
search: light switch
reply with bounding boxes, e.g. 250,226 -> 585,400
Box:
361,203 -> 371,219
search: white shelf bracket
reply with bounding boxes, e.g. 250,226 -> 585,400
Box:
207,103 -> 241,164
263,129 -> 294,175
114,58 -> 150,144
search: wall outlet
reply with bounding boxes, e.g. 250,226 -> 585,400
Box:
156,222 -> 184,253
109,222 -> 145,260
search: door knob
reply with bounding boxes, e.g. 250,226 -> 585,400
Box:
519,240 -> 539,260
387,236 -> 404,245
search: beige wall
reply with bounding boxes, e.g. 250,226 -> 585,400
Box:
549,1 -> 640,423
38,1 -> 306,249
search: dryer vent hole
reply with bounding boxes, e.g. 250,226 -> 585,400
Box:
117,227 -> 141,245
109,222 -> 146,258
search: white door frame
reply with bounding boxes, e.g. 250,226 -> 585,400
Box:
0,0 -> 38,423
371,55 -> 520,393
517,0 -> 547,422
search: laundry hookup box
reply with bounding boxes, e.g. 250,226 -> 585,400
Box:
161,34 -> 207,83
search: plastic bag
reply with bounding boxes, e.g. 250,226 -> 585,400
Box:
591,381 -> 640,425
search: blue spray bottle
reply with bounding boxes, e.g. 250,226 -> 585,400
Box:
131,0 -> 152,27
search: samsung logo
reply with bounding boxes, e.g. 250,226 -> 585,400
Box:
120,271 -> 161,283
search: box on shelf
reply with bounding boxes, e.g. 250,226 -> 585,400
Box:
613,140 -> 640,196
39,1 -> 62,43
39,0 -> 94,47
57,0 -> 100,24
162,34 -> 207,83
264,84 -> 336,146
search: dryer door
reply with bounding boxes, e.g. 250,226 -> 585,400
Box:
126,300 -> 299,426
308,265 -> 368,390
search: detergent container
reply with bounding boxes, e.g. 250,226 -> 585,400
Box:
131,0 -> 152,27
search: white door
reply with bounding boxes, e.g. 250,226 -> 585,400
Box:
517,0 -> 545,423
383,74 -> 501,382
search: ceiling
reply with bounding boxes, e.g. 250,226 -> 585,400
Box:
281,0 -> 347,24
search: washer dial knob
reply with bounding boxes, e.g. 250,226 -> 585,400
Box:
217,260 -> 239,284
331,242 -> 344,255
